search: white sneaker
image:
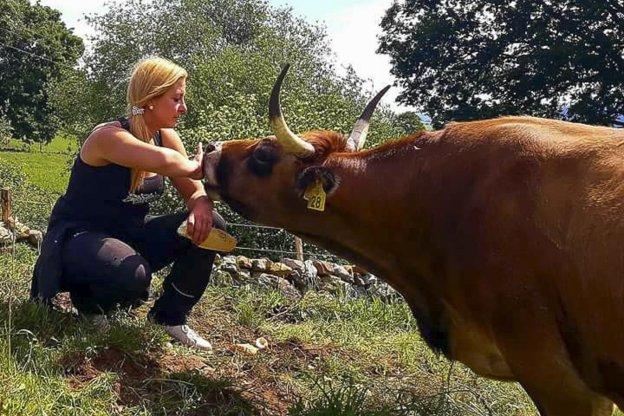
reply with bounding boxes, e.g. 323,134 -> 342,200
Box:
163,324 -> 213,351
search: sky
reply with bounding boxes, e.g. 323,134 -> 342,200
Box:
34,0 -> 413,112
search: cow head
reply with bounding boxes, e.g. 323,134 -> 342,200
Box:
202,64 -> 389,230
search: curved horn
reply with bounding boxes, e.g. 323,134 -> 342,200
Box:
346,85 -> 391,151
269,64 -> 315,158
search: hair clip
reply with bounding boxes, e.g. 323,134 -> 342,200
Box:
131,105 -> 145,116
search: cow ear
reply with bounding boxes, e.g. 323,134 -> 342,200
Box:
296,166 -> 340,196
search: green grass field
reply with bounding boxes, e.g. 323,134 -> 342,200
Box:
1,136 -> 79,154
0,136 -> 76,194
0,151 -> 71,194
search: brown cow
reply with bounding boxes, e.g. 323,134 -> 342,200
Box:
202,65 -> 624,415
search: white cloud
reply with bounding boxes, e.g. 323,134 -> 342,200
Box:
321,0 -> 416,113
34,0 -> 106,40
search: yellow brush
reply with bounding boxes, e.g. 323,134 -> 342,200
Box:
177,221 -> 237,252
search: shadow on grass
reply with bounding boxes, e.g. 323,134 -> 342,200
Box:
63,348 -> 257,415
0,299 -> 258,415
0,298 -> 77,342
0,145 -> 74,155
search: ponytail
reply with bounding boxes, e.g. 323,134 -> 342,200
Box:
126,57 -> 187,191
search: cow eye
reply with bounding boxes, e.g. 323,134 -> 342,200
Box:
248,144 -> 279,176
253,146 -> 278,163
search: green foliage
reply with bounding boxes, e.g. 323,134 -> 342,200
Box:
392,111 -> 426,136
81,0 -> 410,144
0,0 -> 84,143
0,113 -> 13,147
0,161 -> 58,230
379,0 -> 624,127
48,68 -> 100,142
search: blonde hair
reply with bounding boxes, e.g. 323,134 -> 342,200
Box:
126,57 -> 187,191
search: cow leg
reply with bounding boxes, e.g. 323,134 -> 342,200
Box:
498,343 -> 614,416
520,382 -> 614,416
503,347 -> 614,416
492,314 -> 613,416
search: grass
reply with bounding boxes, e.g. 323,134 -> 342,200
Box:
0,241 -> 539,415
0,151 -> 71,194
1,136 -> 78,154
0,135 -> 76,194
2,228 -> 622,415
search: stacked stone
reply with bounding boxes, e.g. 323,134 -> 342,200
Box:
211,254 -> 399,302
0,219 -> 42,248
0,223 -> 11,245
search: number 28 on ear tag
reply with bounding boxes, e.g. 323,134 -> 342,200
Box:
303,180 -> 326,211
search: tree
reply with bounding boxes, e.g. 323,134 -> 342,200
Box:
81,0 -> 415,146
0,0 -> 83,143
393,111 -> 426,135
378,0 -> 624,127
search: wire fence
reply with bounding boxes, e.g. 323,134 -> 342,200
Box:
0,189 -> 342,263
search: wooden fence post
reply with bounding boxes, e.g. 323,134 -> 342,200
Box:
294,236 -> 304,261
1,187 -> 11,226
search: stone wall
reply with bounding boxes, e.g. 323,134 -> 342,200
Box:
0,226 -> 401,304
211,254 -> 400,302
0,219 -> 41,248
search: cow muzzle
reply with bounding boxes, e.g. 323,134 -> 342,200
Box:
202,141 -> 223,200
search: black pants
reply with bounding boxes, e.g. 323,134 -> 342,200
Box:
60,211 -> 226,325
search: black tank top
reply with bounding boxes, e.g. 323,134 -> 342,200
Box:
49,118 -> 165,229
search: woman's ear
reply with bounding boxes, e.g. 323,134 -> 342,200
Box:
296,166 -> 340,196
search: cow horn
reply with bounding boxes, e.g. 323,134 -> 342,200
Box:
346,85 -> 391,151
269,64 -> 315,158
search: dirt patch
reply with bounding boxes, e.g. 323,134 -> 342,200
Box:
62,346 -> 161,403
159,353 -> 209,373
58,300 -> 391,415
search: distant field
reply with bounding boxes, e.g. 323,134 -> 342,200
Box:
0,136 -> 75,194
1,135 -> 78,154
0,151 -> 71,194
42,135 -> 79,154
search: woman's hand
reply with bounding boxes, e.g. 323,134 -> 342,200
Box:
186,195 -> 213,244
189,142 -> 204,180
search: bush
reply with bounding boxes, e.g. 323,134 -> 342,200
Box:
0,113 -> 13,148
0,163 -> 56,231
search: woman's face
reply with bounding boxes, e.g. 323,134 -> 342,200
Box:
149,77 -> 187,129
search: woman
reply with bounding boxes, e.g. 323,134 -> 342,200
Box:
31,57 -> 222,350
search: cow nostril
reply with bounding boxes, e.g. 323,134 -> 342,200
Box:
204,142 -> 216,153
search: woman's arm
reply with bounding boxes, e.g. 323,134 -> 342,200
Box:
84,124 -> 203,179
160,128 -> 214,244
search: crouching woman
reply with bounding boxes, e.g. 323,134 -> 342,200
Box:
31,57 -> 222,350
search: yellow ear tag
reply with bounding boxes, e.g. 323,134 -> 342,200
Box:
303,180 -> 326,211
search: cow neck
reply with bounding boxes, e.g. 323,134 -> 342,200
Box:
303,148 -> 431,293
